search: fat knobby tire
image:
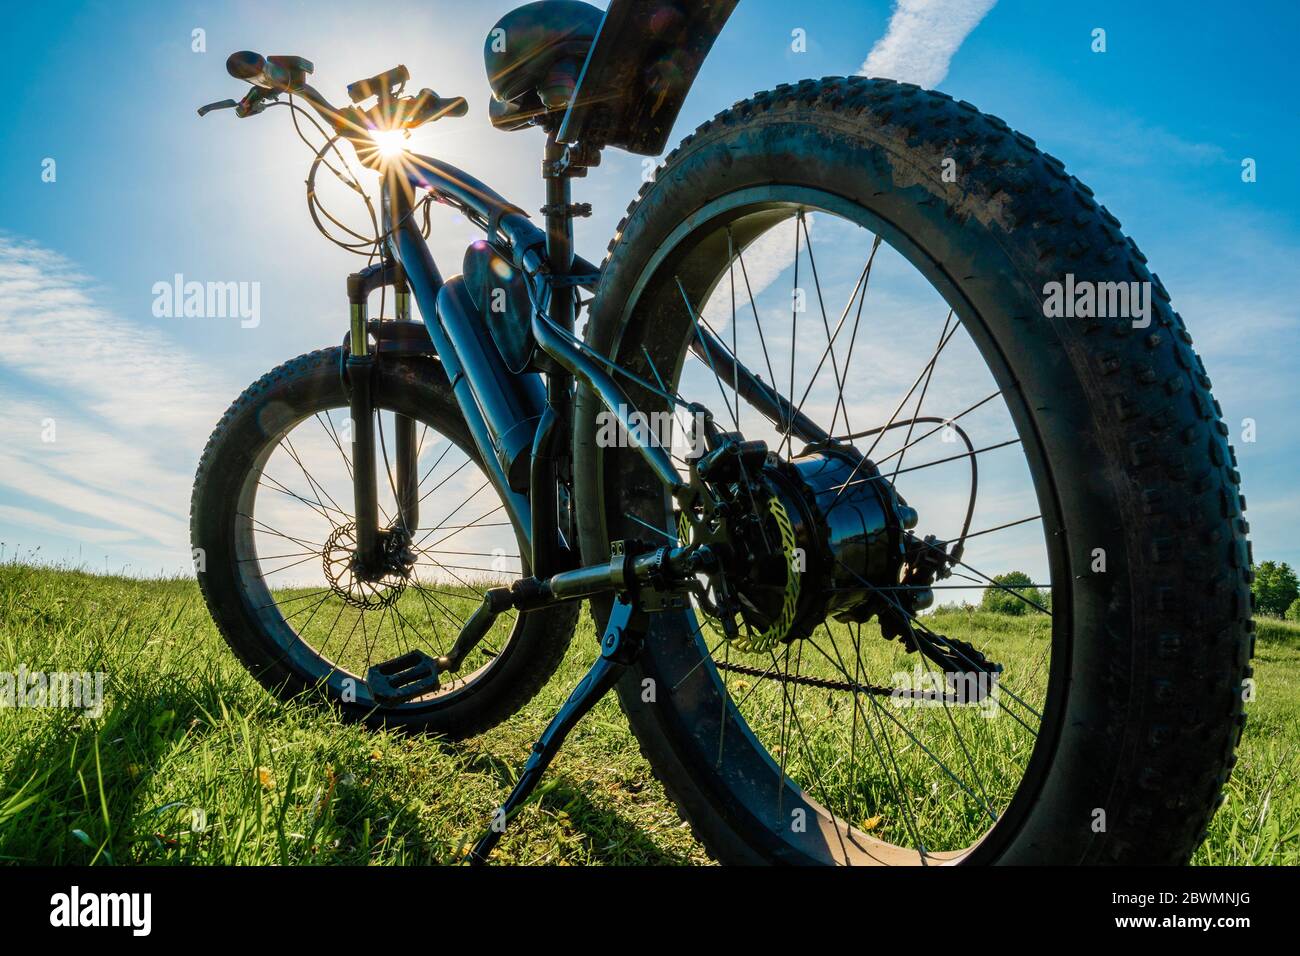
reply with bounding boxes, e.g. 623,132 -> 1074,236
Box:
191,347 -> 577,738
574,77 -> 1252,864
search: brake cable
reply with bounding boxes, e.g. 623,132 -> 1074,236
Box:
276,95 -> 435,266
837,415 -> 978,563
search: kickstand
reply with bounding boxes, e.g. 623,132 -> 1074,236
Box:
467,595 -> 644,864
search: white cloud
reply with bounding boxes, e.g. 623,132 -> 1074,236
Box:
860,0 -> 998,89
697,3 -> 995,328
0,237 -> 230,435
701,213 -> 811,329
0,235 -> 236,566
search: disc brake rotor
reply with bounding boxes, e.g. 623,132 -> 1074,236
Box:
678,493 -> 800,654
322,522 -> 409,609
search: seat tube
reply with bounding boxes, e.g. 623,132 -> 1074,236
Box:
534,132 -> 576,575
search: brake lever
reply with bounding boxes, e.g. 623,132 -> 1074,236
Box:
197,87 -> 278,119
235,87 -> 278,117
197,98 -> 238,117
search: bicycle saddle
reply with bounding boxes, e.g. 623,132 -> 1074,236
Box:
484,0 -> 602,131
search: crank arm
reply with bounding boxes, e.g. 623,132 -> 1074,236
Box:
436,540 -> 713,675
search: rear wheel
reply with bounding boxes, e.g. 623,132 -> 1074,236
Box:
191,347 -> 577,737
574,77 -> 1251,864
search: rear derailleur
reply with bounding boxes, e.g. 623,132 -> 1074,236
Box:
855,532 -> 1003,697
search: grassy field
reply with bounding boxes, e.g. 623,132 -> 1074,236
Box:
0,559 -> 1296,865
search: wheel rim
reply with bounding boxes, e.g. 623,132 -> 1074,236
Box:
594,186 -> 1071,864
229,387 -> 528,712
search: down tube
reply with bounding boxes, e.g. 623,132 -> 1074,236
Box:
393,219 -> 534,557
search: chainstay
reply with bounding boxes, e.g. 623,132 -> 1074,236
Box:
711,657 -> 982,704
712,657 -> 895,696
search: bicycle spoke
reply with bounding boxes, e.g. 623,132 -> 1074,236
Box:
410,482 -> 494,552
317,412 -> 353,480
828,320 -> 962,509
281,433 -> 349,520
960,514 -> 1042,541
807,628 -> 999,826
415,502 -> 505,555
237,549 -> 317,563
727,230 -> 741,428
415,456 -> 472,508
907,534 -> 1052,618
676,277 -> 741,431
890,310 -> 953,482
259,551 -> 326,579
259,474 -> 347,526
786,236 -> 882,442
624,511 -> 676,544
239,514 -> 322,553
785,212 -> 801,456
834,437 -> 1022,493
731,225 -> 780,392
759,644 -> 860,863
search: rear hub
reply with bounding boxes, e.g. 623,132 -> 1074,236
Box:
679,437 -> 917,650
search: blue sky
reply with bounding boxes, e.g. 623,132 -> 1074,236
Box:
1,0 -> 1296,576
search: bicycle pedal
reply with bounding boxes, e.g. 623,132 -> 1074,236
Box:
366,650 -> 440,705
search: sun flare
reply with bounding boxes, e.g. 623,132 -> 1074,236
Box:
369,128 -> 407,159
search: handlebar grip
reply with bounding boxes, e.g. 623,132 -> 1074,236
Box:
440,96 -> 469,119
227,50 -> 266,82
348,65 -> 410,103
408,89 -> 469,126
226,51 -> 312,92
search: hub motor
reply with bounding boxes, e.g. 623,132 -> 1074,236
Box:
679,439 -> 916,651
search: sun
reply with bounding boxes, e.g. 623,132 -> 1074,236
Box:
369,128 -> 408,159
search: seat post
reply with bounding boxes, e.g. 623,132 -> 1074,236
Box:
542,131 -> 575,333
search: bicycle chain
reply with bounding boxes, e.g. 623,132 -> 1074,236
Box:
711,655 -> 991,704
712,657 -> 894,697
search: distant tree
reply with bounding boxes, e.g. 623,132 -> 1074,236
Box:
1252,561 -> 1299,617
980,571 -> 1045,616
1286,597 -> 1300,623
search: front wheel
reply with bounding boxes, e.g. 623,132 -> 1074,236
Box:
574,77 -> 1252,864
191,347 -> 577,737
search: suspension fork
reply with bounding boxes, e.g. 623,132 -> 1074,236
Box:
346,274 -> 381,571
392,264 -> 420,532
345,258 -> 420,572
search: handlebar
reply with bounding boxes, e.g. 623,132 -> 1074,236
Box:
347,65 -> 409,103
226,51 -> 314,92
198,50 -> 549,281
407,89 -> 469,125
200,51 -> 466,140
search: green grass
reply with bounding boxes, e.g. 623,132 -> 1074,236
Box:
0,560 -> 1296,865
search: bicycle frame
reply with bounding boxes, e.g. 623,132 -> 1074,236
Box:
335,125 -> 688,585
261,72 -> 822,589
